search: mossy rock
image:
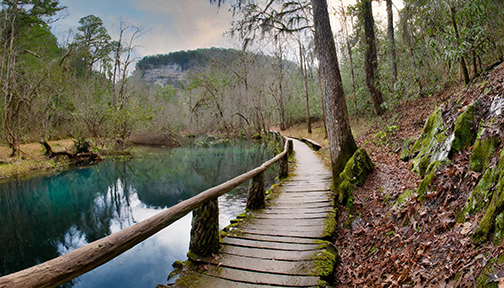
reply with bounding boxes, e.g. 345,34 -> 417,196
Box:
339,179 -> 355,206
470,136 -> 501,173
337,148 -> 374,205
473,170 -> 504,243
408,107 -> 453,178
396,189 -> 414,209
339,148 -> 375,187
450,104 -> 477,156
464,167 -> 498,216
494,211 -> 504,246
417,173 -> 435,202
310,241 -> 339,279
400,137 -> 416,161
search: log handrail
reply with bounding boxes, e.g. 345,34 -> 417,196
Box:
0,138 -> 290,288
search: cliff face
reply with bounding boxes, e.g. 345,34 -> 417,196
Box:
135,48 -> 239,88
137,63 -> 186,88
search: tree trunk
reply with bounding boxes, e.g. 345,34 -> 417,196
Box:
386,0 -> 398,83
449,5 -> 470,84
317,70 -> 327,138
362,0 -> 384,116
401,4 -> 423,97
311,0 -> 358,192
299,41 -> 312,134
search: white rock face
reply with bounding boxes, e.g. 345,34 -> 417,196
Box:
139,63 -> 186,88
490,95 -> 504,116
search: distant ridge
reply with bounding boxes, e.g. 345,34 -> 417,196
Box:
135,48 -> 240,88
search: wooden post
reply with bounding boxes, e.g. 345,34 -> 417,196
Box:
279,151 -> 289,179
189,199 -> 219,258
247,172 -> 265,210
287,139 -> 293,156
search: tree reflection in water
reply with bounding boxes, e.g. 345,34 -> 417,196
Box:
0,139 -> 278,288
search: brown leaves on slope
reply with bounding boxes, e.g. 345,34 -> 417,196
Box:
334,148 -> 502,287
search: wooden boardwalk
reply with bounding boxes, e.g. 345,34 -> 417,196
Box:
182,139 -> 335,287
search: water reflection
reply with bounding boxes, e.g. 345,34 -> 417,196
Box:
0,139 -> 278,287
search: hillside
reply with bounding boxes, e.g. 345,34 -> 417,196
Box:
135,48 -> 241,88
284,61 -> 504,287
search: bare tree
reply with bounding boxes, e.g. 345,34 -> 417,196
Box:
361,0 -> 384,116
386,0 -> 398,83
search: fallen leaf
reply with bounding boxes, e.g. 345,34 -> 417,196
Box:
461,222 -> 472,235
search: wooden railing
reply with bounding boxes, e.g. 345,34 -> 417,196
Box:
0,136 -> 293,288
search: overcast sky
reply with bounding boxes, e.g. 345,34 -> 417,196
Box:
52,0 -> 403,61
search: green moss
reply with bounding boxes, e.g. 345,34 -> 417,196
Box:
498,253 -> 504,264
343,214 -> 355,229
476,258 -> 498,288
337,148 -> 374,205
339,148 -> 375,187
411,156 -> 432,178
451,104 -> 476,155
494,211 -> 504,246
311,250 -> 338,278
317,280 -> 329,287
474,170 -> 504,243
400,137 -> 416,161
323,210 -> 337,239
397,189 -> 414,209
464,167 -> 498,216
417,173 -> 435,202
426,160 -> 446,176
410,107 -> 446,157
470,136 -> 500,172
339,179 -> 355,206
408,107 -> 455,177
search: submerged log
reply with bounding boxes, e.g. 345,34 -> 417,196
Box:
40,140 -> 102,165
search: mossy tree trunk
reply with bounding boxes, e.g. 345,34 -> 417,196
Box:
311,0 -> 358,192
189,199 -> 220,258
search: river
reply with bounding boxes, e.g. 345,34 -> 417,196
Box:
0,139 -> 278,287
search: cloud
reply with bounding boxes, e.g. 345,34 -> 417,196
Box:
130,0 -> 234,55
52,0 -> 235,58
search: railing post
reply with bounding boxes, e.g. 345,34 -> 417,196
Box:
188,198 -> 219,258
287,139 -> 293,156
279,139 -> 291,179
247,172 -> 265,210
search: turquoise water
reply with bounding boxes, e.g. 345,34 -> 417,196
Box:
0,139 -> 278,287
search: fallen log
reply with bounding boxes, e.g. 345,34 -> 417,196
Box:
40,140 -> 102,165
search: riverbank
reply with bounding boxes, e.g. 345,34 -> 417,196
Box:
0,139 -> 75,180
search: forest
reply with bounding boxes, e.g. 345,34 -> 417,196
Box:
1,0 -> 504,285
0,0 -> 502,158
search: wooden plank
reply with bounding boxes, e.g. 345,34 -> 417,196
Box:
270,201 -> 332,208
260,207 -> 332,214
239,228 -> 324,238
275,191 -> 330,198
225,234 -> 317,245
253,213 -> 328,219
204,266 -> 320,287
188,272 -> 317,288
221,237 -> 320,251
242,224 -> 325,233
220,245 -> 317,261
208,255 -> 315,275
248,218 -> 327,227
